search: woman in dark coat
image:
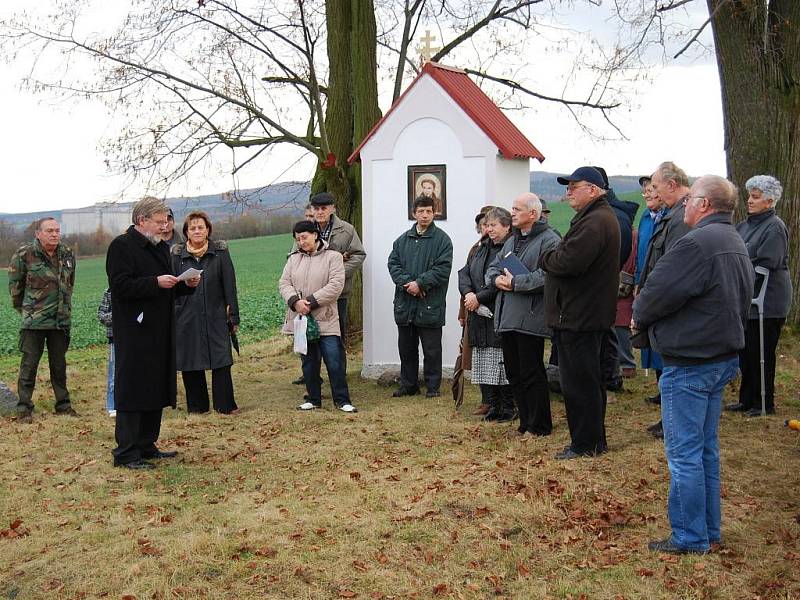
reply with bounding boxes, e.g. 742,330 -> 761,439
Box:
457,207 -> 514,421
727,175 -> 792,417
172,211 -> 240,414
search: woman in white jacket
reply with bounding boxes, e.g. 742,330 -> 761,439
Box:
279,220 -> 357,412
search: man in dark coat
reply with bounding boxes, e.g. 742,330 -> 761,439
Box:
633,175 -> 754,554
539,166 -> 621,460
106,197 -> 200,470
387,196 -> 453,398
593,166 -> 639,392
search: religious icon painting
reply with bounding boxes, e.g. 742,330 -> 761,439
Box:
407,164 -> 447,220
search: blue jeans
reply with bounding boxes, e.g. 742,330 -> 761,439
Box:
301,335 -> 350,407
659,357 -> 739,550
106,342 -> 115,412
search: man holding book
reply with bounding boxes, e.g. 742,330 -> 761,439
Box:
486,193 -> 560,436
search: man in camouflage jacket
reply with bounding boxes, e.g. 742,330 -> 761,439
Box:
8,217 -> 76,422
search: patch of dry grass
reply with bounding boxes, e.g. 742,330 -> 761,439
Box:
1,333 -> 799,599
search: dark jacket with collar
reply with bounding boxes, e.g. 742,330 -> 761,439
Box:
632,212 -> 754,365
539,197 -> 621,331
736,209 -> 792,319
639,199 -> 691,290
606,189 -> 639,268
485,224 -> 561,338
106,225 -> 194,411
458,235 -> 504,347
388,222 -> 453,328
171,240 -> 240,372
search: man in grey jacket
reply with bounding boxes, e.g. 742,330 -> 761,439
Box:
486,193 -> 560,436
632,175 -> 754,555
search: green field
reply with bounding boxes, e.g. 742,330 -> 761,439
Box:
0,234 -> 294,355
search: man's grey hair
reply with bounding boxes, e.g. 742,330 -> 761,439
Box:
36,217 -> 59,231
131,196 -> 169,226
694,175 -> 737,212
517,192 -> 542,216
745,175 -> 782,205
654,161 -> 690,188
484,207 -> 512,228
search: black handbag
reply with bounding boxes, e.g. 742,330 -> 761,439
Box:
630,328 -> 650,349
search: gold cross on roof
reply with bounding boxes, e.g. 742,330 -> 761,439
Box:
417,30 -> 440,65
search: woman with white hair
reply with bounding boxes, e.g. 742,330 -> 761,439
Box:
726,175 -> 792,417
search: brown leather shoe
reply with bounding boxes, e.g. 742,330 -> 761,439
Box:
473,404 -> 490,416
621,367 -> 636,379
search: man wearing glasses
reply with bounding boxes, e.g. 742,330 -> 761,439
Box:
637,162 -> 693,439
106,197 -> 201,470
539,166 -> 620,460
632,175 -> 753,554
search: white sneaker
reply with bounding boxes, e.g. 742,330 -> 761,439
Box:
338,404 -> 358,413
108,410 -> 117,417
297,401 -> 319,410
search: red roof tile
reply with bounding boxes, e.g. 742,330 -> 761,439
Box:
348,62 -> 544,164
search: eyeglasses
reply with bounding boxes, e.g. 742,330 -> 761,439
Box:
683,195 -> 706,206
148,217 -> 169,226
566,183 -> 593,192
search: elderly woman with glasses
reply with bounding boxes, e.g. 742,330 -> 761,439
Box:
726,175 -> 792,417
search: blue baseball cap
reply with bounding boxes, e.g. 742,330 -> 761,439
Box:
556,166 -> 606,189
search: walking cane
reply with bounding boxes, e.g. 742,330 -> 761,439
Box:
752,266 -> 770,417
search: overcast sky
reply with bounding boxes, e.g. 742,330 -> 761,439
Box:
0,1 -> 724,215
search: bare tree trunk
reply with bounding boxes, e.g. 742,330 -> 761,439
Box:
312,0 -> 382,333
708,0 -> 800,325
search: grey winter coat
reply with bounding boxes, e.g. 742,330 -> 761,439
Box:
486,223 -> 561,338
633,213 -> 754,365
172,240 -> 239,372
736,209 -> 792,319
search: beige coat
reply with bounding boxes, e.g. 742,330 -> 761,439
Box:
279,240 -> 345,337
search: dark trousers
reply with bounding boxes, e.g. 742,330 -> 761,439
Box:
113,409 -> 163,465
397,324 -> 442,393
554,329 -> 607,454
600,327 -> 622,389
337,297 -> 348,343
16,328 -> 71,413
738,318 -> 784,411
181,366 -> 237,414
302,335 -> 350,407
501,332 -> 552,435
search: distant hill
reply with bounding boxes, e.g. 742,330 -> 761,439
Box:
0,172 -> 648,229
0,181 -> 311,230
531,171 -> 644,201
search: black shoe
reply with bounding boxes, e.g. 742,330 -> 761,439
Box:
16,411 -> 33,424
605,378 -> 624,392
115,459 -> 156,470
292,375 -> 305,385
143,450 -> 178,459
555,447 -> 584,460
425,390 -> 441,398
483,406 -> 501,421
724,402 -> 747,412
648,538 -> 708,555
645,394 -> 661,405
647,420 -> 664,439
55,407 -> 79,417
392,387 -> 419,398
745,407 -> 775,417
495,411 -> 516,423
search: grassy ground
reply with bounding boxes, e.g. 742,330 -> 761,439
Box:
1,331 -> 799,599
